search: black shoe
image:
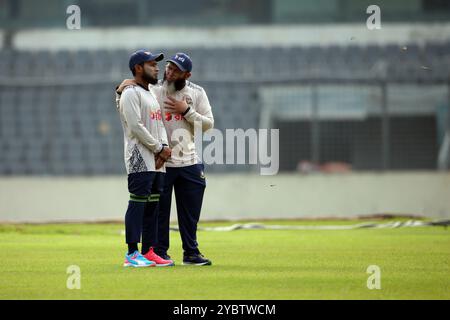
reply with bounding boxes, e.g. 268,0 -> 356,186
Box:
154,250 -> 171,261
161,253 -> 172,261
183,253 -> 212,266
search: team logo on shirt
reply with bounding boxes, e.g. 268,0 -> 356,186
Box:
184,95 -> 193,105
150,109 -> 162,120
164,112 -> 183,121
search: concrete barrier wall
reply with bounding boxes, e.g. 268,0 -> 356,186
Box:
0,172 -> 449,223
13,23 -> 450,51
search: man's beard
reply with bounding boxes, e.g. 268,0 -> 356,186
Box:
143,71 -> 158,85
163,72 -> 186,93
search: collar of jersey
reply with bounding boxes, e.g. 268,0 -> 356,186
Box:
136,83 -> 150,91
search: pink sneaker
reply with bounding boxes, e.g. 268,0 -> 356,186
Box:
143,247 -> 174,267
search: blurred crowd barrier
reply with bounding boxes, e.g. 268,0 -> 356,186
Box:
0,172 -> 449,222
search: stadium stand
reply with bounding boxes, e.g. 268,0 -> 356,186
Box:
0,42 -> 449,174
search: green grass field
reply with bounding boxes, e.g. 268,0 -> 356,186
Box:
0,219 -> 449,300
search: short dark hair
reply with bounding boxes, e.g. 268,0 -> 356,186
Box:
131,62 -> 144,76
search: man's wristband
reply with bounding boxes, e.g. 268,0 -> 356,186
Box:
182,106 -> 191,117
157,144 -> 168,155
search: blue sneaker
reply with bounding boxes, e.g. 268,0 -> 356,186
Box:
123,250 -> 155,268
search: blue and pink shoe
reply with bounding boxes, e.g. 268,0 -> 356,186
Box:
123,250 -> 155,268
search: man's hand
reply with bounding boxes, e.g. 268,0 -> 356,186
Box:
164,96 -> 189,115
155,146 -> 171,169
158,146 -> 172,161
117,79 -> 137,94
155,155 -> 166,170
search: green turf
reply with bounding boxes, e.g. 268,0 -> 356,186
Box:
0,220 -> 449,300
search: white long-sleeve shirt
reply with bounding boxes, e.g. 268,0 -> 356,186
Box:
153,81 -> 214,167
116,84 -> 168,174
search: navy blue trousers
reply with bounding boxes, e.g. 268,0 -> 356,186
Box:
156,163 -> 206,255
124,171 -> 164,246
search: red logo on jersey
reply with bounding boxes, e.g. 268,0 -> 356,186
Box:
164,112 -> 183,121
150,109 -> 162,120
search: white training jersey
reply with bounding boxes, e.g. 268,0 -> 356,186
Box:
152,80 -> 214,167
116,84 -> 168,174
